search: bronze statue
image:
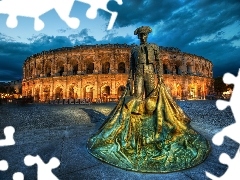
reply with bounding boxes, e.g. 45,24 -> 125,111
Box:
87,26 -> 210,172
130,26 -> 162,98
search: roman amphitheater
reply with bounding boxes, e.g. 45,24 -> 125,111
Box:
22,44 -> 214,103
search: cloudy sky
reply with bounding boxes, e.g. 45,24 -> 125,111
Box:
0,0 -> 239,82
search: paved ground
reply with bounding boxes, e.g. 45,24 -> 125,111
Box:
0,100 -> 238,180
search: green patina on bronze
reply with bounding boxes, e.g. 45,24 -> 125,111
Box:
87,83 -> 210,172
87,26 -> 210,173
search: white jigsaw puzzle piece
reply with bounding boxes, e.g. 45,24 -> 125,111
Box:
76,0 -> 123,30
12,172 -> 24,180
0,160 -> 8,171
0,0 -> 79,31
206,69 -> 240,179
24,155 -> 60,180
0,126 -> 15,146
0,126 -> 15,173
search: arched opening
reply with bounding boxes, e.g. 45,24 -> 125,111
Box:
73,64 -> 78,75
36,65 -> 41,77
69,86 -> 75,99
188,85 -> 195,99
59,66 -> 64,76
163,64 -> 167,74
84,86 -> 93,101
117,86 -> 125,98
43,86 -> 50,102
29,67 -> 33,77
57,61 -> 64,76
45,64 -> 51,77
101,86 -> 110,102
87,62 -> 94,74
102,62 -> 110,74
55,87 -> 63,99
175,66 -> 181,75
186,63 -> 191,74
118,62 -> 125,73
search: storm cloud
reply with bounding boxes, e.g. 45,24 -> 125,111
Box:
0,0 -> 239,81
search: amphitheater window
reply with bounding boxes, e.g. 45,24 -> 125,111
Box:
175,66 -> 181,75
118,62 -> 125,73
55,87 -> 63,99
73,64 -> 78,75
59,66 -> 64,76
187,64 -> 191,74
87,63 -> 94,74
69,86 -> 74,98
46,68 -> 51,77
163,64 -> 168,74
102,86 -> 111,102
102,62 -> 110,74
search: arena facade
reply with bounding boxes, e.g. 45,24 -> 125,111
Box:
22,44 -> 214,102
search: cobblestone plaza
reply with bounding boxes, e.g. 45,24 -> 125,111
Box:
0,101 -> 237,179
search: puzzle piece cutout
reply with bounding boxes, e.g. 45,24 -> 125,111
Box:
24,155 -> 60,180
0,126 -> 15,173
0,160 -> 8,171
0,0 -> 123,31
0,0 -> 79,31
12,172 -> 24,180
0,126 -> 15,146
206,69 -> 240,179
76,0 -> 123,30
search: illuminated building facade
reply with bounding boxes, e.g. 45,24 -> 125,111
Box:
22,44 -> 213,102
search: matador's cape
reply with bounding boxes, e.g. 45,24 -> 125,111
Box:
87,82 -> 210,172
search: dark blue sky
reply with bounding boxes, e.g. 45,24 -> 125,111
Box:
0,0 -> 239,82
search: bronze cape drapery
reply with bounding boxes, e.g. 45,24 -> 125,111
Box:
87,81 -> 210,173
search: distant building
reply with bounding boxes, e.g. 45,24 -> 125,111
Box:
22,44 -> 214,102
0,80 -> 22,99
9,80 -> 22,94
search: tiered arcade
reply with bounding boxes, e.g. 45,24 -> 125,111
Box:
22,44 -> 213,102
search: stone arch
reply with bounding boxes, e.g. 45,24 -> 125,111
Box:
175,65 -> 181,75
84,85 -> 94,100
43,85 -> 50,101
86,62 -> 94,74
186,62 -> 192,74
163,64 -> 170,74
45,61 -> 51,77
69,59 -> 78,75
68,85 -> 75,99
101,85 -> 111,102
36,63 -> 42,77
175,60 -> 182,75
102,62 -> 110,74
188,84 -> 195,99
57,60 -> 64,76
117,85 -> 125,98
55,86 -> 63,99
118,62 -> 126,73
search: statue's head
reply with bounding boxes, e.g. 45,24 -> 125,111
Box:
134,26 -> 152,44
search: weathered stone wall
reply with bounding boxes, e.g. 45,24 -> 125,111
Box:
22,44 -> 213,102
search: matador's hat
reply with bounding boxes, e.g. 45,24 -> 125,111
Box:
134,26 -> 152,35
